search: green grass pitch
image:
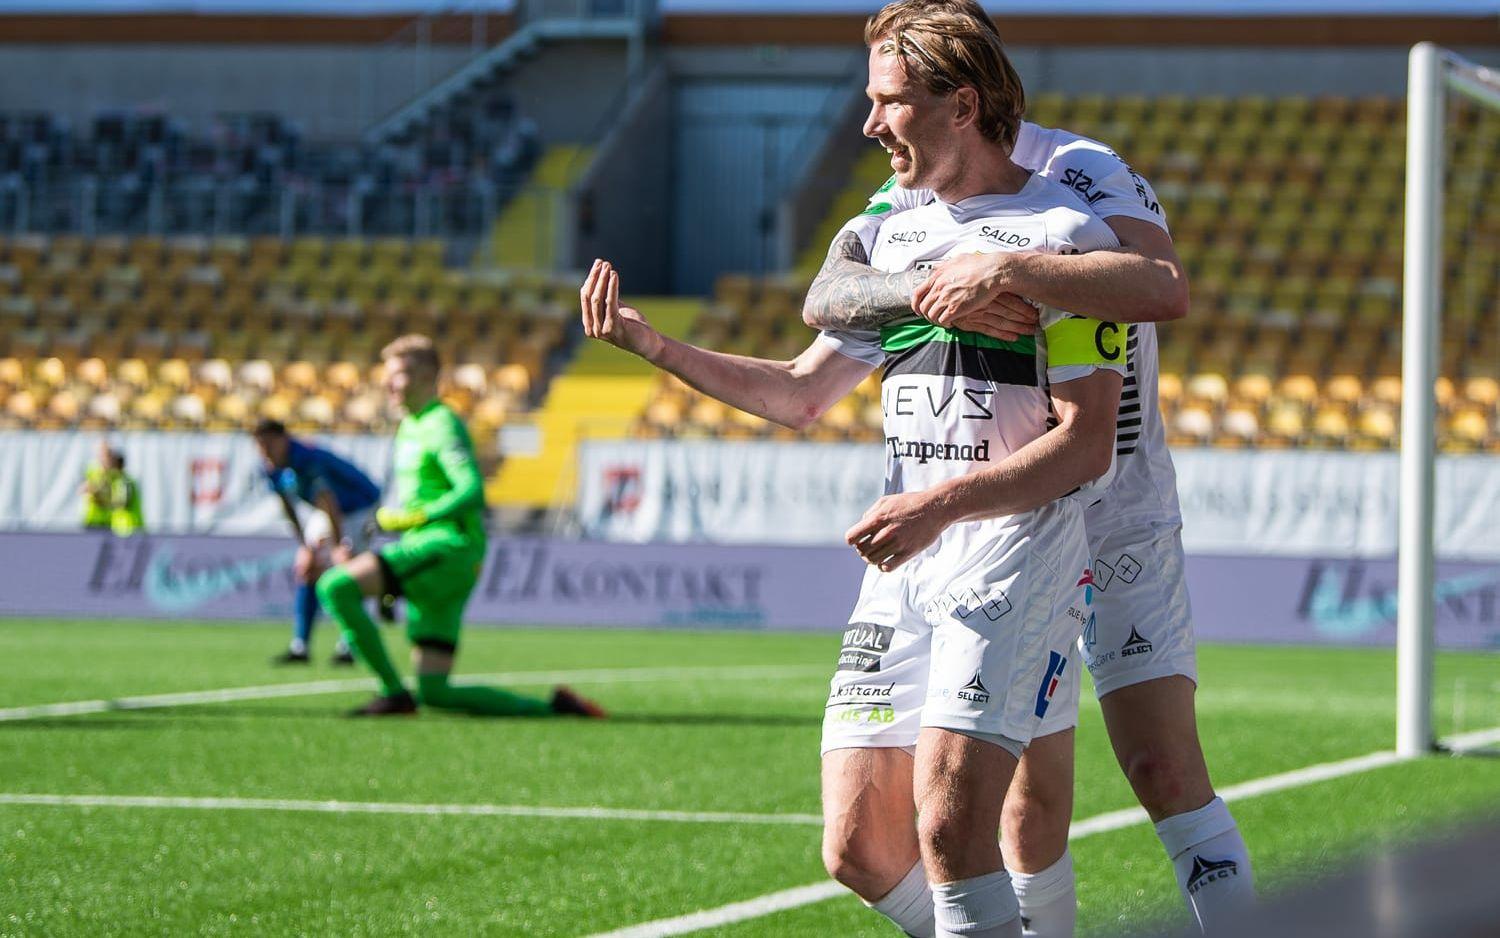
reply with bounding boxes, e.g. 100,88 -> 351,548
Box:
1,618 -> 1498,936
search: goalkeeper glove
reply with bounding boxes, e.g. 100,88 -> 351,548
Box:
376,507 -> 428,532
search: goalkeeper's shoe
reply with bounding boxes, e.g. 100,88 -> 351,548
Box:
550,686 -> 607,719
271,649 -> 311,665
349,690 -> 418,717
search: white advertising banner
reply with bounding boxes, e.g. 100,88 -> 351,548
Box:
576,440 -> 885,546
0,431 -> 392,535
576,441 -> 1500,560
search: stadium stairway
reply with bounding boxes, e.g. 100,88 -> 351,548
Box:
794,147 -> 897,279
487,296 -> 701,508
486,146 -> 594,271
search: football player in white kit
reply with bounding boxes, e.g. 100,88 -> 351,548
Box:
801,3 -> 1255,935
582,6 -> 1132,935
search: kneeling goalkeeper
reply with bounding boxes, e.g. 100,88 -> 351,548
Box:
317,333 -> 605,719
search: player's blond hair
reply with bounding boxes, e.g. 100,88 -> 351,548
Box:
865,0 -> 1026,152
381,334 -> 440,377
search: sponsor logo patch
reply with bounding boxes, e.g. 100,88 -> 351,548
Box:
1033,651 -> 1067,718
838,623 -> 895,672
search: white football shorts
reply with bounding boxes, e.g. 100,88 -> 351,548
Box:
821,500 -> 1092,757
1080,521 -> 1197,697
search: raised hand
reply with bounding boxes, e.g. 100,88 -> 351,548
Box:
580,259 -> 664,360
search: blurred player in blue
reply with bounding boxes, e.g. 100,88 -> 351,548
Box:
252,419 -> 383,665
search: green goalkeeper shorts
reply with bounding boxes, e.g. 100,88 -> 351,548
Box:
376,525 -> 484,652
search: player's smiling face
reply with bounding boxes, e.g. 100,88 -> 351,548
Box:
863,43 -> 961,191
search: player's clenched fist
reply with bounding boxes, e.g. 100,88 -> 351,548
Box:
579,259 -> 665,360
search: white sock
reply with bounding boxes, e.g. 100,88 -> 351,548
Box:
288,638 -> 307,655
1154,797 -> 1256,933
1010,849 -> 1076,938
933,869 -> 1023,937
866,860 -> 936,938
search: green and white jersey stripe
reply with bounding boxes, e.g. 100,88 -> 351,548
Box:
819,175 -> 1124,504
838,120 -> 1182,533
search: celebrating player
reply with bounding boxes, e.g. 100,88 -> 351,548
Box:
580,11 -> 1127,924
801,2 -> 1255,934
315,335 -> 605,719
252,418 -> 381,665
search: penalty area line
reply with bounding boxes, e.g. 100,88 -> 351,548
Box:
0,664 -> 828,723
0,793 -> 823,827
584,730 -> 1496,938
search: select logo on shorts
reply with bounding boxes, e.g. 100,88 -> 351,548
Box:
956,672 -> 991,704
1122,626 -> 1153,657
1033,652 -> 1068,718
839,623 -> 895,672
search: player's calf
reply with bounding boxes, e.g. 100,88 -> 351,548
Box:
915,729 -> 1023,938
1002,730 -> 1077,938
820,747 -> 934,936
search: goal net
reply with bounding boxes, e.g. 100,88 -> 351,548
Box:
1399,44 -> 1500,757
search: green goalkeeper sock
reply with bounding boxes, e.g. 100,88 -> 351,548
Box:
316,567 -> 404,697
415,672 -> 553,717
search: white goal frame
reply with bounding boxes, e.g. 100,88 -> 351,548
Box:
1398,43 -> 1500,757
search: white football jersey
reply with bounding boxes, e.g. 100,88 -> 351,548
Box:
820,173 -> 1125,507
842,121 -> 1181,533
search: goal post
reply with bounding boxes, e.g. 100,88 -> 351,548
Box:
1397,44 -> 1500,758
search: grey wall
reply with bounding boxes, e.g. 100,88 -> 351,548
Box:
572,65 -> 673,291
504,39 -> 634,143
0,43 -> 476,140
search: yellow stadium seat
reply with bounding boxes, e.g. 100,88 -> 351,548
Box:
1172,406 -> 1215,444
86,391 -> 122,423
1462,376 -> 1499,407
1446,409 -> 1491,450
1325,374 -> 1364,405
1185,372 -> 1229,406
1264,403 -> 1306,443
76,357 -> 109,389
1220,407 -> 1260,446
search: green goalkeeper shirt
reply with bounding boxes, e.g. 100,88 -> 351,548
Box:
391,398 -> 487,550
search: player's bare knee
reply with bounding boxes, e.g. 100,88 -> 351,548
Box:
821,832 -> 897,898
1002,792 -> 1070,870
915,802 -> 971,866
1121,744 -> 1201,815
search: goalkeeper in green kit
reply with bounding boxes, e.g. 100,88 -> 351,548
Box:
316,334 -> 606,719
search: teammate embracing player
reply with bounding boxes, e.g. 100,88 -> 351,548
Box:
801,2 -> 1255,934
580,2 -> 1145,930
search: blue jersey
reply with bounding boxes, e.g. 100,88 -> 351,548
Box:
266,440 -> 381,514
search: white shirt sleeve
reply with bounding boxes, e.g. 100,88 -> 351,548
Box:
1045,146 -> 1169,232
817,329 -> 884,366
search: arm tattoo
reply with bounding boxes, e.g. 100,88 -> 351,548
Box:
802,230 -> 930,330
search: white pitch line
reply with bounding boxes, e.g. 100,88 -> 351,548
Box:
584,734 -> 1491,938
0,793 -> 823,827
1445,724 -> 1500,753
0,664 -> 827,723
588,882 -> 849,938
